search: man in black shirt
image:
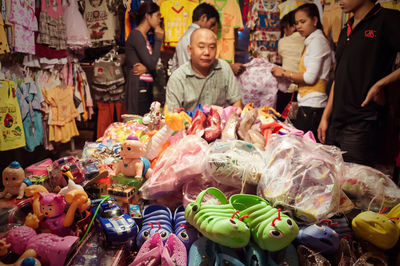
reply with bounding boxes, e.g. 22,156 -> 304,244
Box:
317,0 -> 400,166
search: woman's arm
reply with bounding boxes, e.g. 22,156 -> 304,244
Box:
129,30 -> 163,75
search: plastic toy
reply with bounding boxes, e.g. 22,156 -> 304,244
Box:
297,224 -> 339,254
0,248 -> 42,266
142,101 -> 162,130
37,192 -> 72,236
5,225 -> 79,266
184,187 -> 251,248
107,184 -> 138,204
229,194 -> 299,251
0,161 -> 31,199
25,158 -> 52,177
136,205 -> 173,247
115,136 -> 152,180
91,198 -> 138,245
352,208 -> 399,250
53,156 -> 85,184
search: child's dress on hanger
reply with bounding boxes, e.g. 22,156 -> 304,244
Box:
63,0 -> 92,50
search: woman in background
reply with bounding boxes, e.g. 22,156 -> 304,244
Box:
125,2 -> 164,116
272,3 -> 332,140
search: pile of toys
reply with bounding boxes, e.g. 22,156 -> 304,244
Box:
0,101 -> 400,266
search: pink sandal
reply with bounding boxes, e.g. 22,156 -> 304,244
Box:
129,233 -> 163,266
161,234 -> 187,266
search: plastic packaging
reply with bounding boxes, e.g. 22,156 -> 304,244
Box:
140,135 -> 209,200
341,162 -> 400,211
258,134 -> 346,224
206,140 -> 264,188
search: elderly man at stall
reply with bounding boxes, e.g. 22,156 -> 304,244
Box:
165,28 -> 242,112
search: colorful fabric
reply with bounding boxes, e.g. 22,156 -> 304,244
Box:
16,81 -> 43,152
0,15 -> 10,54
63,0 -> 92,50
160,0 -> 198,46
202,0 -> 243,62
0,80 -> 26,151
247,0 -> 281,64
278,0 -> 303,19
37,0 -> 67,50
84,0 -> 117,47
8,0 -> 38,54
237,58 -> 290,108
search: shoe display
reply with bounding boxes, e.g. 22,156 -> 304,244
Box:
136,205 -> 173,247
229,193 -> 299,251
129,233 -> 163,266
173,205 -> 198,250
161,234 -> 187,266
297,224 -> 339,255
184,187 -> 251,248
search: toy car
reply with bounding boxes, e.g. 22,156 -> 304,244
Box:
91,199 -> 138,245
107,184 -> 138,204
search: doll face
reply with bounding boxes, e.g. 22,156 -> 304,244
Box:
2,168 -> 25,188
41,203 -> 58,217
120,140 -> 144,159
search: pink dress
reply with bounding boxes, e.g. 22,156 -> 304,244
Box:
63,0 -> 92,50
8,0 -> 38,54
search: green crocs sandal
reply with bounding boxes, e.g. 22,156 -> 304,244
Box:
230,194 -> 299,251
184,187 -> 251,248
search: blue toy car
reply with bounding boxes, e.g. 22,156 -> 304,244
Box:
91,199 -> 139,245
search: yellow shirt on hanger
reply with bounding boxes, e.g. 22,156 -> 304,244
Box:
160,0 -> 199,46
202,0 -> 243,62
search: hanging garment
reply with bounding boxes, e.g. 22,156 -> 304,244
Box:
160,0 -> 198,47
8,0 -> 38,54
0,80 -> 26,151
247,0 -> 281,64
42,85 -> 79,143
96,101 -> 125,139
37,0 -> 67,50
278,0 -> 303,18
0,16 -> 10,54
83,0 -> 117,48
237,58 -> 291,108
202,0 -> 243,62
16,80 -> 44,152
63,0 -> 92,50
322,0 -> 343,43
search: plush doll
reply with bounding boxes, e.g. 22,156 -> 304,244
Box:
115,136 -> 153,179
0,161 -> 31,199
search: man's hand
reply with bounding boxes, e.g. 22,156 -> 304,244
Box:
132,63 -> 147,75
361,80 -> 385,107
317,118 -> 329,144
230,63 -> 245,76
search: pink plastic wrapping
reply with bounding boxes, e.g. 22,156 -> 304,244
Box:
342,162 -> 400,211
258,134 -> 346,224
140,135 -> 209,200
206,140 -> 264,188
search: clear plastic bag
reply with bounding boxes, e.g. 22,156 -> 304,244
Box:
140,135 -> 209,200
342,162 -> 400,211
258,134 -> 345,224
206,140 -> 264,188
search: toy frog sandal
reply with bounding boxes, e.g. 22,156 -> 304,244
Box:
184,187 -> 250,248
229,194 -> 299,251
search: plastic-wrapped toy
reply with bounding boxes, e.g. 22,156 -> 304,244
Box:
0,161 -> 31,199
258,134 -> 347,223
352,205 -> 400,250
206,140 -> 264,188
5,225 -> 79,266
115,136 -> 152,180
342,163 -> 400,211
